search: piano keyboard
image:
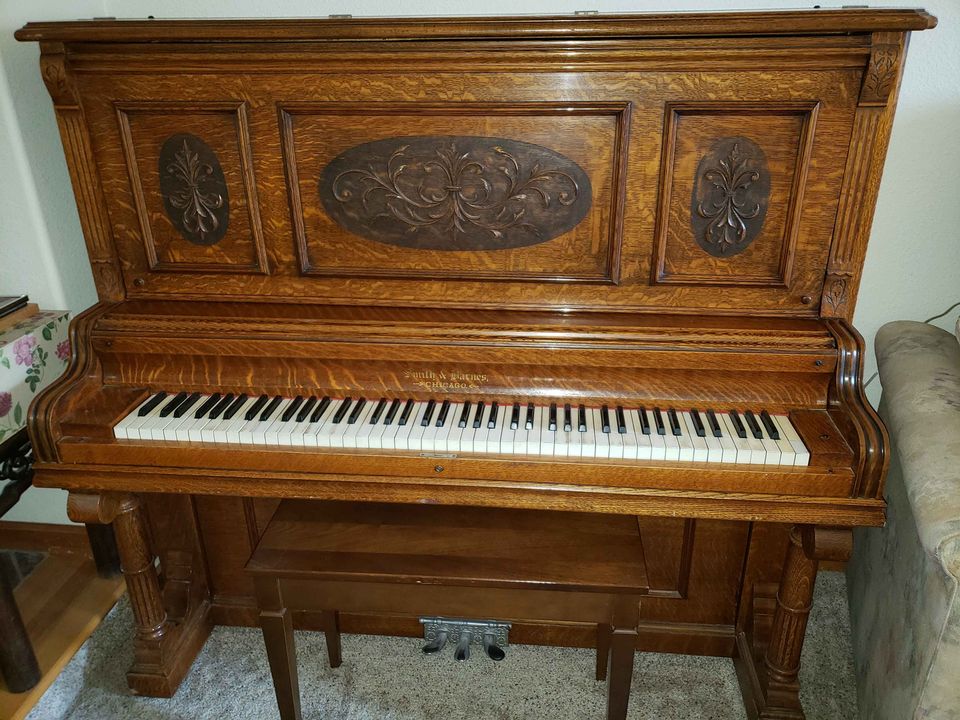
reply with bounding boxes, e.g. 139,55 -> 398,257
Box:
114,392 -> 810,466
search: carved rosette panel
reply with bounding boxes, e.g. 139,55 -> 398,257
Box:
159,134 -> 229,246
319,136 -> 592,251
690,136 -> 770,258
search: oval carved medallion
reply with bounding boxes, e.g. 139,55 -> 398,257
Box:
319,136 -> 592,251
691,136 -> 769,258
159,133 -> 229,246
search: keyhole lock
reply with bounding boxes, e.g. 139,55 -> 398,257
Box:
434,465 -> 444,473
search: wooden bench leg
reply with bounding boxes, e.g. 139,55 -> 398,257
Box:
606,627 -> 638,720
596,623 -> 612,681
322,610 -> 342,668
260,608 -> 301,720
606,598 -> 640,720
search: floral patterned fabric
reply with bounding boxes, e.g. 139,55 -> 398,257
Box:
847,320 -> 960,720
0,311 -> 70,444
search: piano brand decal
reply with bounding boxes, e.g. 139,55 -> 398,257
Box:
691,136 -> 769,258
159,133 -> 230,246
403,369 -> 486,392
319,136 -> 592,251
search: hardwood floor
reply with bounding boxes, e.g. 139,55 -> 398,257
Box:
0,550 -> 124,720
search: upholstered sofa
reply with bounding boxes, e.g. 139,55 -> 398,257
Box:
847,319 -> 960,719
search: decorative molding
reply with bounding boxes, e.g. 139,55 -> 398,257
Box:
159,134 -> 230,246
319,135 -> 592,251
691,136 -> 770,258
859,42 -> 900,106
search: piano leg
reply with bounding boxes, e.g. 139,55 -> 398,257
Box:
66,491 -> 212,697
738,524 -> 852,719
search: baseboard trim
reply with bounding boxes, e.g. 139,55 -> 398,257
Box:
0,521 -> 90,556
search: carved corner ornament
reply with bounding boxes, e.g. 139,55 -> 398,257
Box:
159,134 -> 230,246
822,275 -> 849,316
691,137 -> 770,258
860,42 -> 901,106
38,44 -> 79,107
319,135 -> 592,251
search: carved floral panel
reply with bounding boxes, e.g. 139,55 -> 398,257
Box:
318,136 -> 592,251
690,136 -> 770,258
159,133 -> 230,246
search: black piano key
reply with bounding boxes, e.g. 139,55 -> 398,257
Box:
259,395 -> 282,422
577,404 -> 587,433
208,393 -> 235,420
616,406 -> 627,434
690,409 -> 706,438
173,392 -> 202,419
653,407 -> 666,436
472,401 -> 485,429
398,399 -> 414,426
510,402 -> 520,430
244,395 -> 269,422
743,410 -> 763,439
420,399 -> 436,427
548,403 -> 558,431
525,403 -> 535,430
638,407 -> 651,435
458,401 -> 471,429
296,396 -> 318,423
281,396 -> 305,422
728,410 -> 747,439
347,397 -> 367,424
436,400 -> 451,427
760,410 -> 781,440
158,391 -> 188,418
138,392 -> 167,417
309,396 -> 331,423
488,401 -> 499,429
195,393 -> 222,419
261,395 -> 285,422
222,394 -> 248,421
600,405 -> 611,434
384,398 -> 401,425
369,398 -> 387,425
706,409 -> 722,438
563,403 -> 572,432
332,397 -> 353,424
667,408 -> 682,436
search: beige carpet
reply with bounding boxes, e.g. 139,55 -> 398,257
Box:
26,572 -> 857,720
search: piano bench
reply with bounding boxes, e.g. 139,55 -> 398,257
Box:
246,499 -> 649,720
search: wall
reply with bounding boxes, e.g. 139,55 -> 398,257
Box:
0,0 -> 956,523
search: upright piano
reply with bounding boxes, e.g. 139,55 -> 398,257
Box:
16,8 -> 935,718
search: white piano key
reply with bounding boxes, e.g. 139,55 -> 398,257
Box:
673,412 -> 695,462
682,412 -> 709,462
754,416 -> 782,466
773,415 -> 810,467
114,395 -> 159,439
129,400 -> 168,441
714,416 -> 738,464
621,410 -> 639,460
591,409 -> 609,459
343,401 -> 376,448
262,399 -> 295,446
702,416 -> 724,463
608,421 -> 625,459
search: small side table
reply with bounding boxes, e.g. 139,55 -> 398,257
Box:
0,307 -> 120,693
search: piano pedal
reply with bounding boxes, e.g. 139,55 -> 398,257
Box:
420,617 -> 510,662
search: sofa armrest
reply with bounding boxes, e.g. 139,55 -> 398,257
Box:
876,321 -> 960,564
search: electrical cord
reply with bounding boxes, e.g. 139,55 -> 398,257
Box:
863,299 -> 960,388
